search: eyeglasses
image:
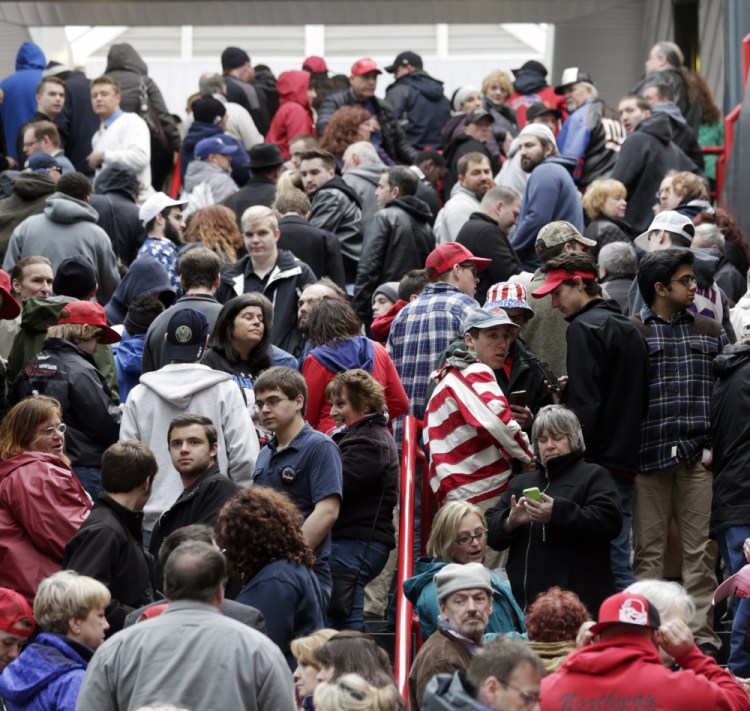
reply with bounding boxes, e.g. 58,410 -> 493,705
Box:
669,275 -> 697,287
37,423 -> 66,437
458,262 -> 478,277
454,529 -> 488,546
502,682 -> 541,706
253,396 -> 290,412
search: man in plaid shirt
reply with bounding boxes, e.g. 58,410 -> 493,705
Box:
630,248 -> 729,655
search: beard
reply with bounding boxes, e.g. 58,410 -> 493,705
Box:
164,216 -> 183,246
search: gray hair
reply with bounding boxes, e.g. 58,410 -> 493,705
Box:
653,40 -> 684,68
625,579 -> 695,623
199,72 -> 227,96
531,405 -> 585,458
598,241 -> 638,278
343,141 -> 382,167
481,185 -> 520,208
693,223 -> 725,252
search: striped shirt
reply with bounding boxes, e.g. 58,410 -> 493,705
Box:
424,353 -> 534,503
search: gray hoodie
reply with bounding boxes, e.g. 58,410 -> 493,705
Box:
184,159 -> 238,204
120,363 -> 259,530
2,192 -> 121,302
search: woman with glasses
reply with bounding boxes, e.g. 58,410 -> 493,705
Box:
10,301 -> 123,499
486,405 -> 621,615
216,485 -> 325,671
0,396 -> 91,603
403,500 -> 526,640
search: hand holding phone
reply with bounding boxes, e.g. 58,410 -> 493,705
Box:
522,486 -> 543,503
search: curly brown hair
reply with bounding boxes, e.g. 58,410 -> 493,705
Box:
525,586 -> 591,642
320,105 -> 372,159
185,204 -> 242,265
216,486 -> 315,581
694,207 -> 750,269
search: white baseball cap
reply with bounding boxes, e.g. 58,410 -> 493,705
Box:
139,192 -> 187,226
635,211 -> 696,251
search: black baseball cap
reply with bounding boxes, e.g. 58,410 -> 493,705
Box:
164,308 -> 209,361
385,51 -> 423,73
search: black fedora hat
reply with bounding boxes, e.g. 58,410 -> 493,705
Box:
246,143 -> 285,170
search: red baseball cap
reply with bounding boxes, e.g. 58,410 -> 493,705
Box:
57,301 -> 121,344
531,268 -> 598,298
590,592 -> 661,635
303,56 -> 328,74
0,587 -> 34,637
425,242 -> 491,279
351,58 -> 382,76
0,269 -> 21,320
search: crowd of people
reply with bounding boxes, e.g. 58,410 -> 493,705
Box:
0,32 -> 748,711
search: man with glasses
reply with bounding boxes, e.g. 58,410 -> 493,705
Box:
251,366 -> 342,600
630,249 -> 729,657
20,121 -> 74,174
532,249 -> 648,592
423,635 -> 544,711
120,308 -> 258,546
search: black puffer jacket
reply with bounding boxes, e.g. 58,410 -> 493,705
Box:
62,493 -> 158,633
11,338 -> 122,467
352,196 -> 434,323
316,88 -> 417,165
584,215 -> 633,260
562,298 -> 649,473
90,162 -> 143,265
486,450 -> 622,613
216,248 -> 316,355
104,43 -> 181,152
710,342 -> 750,537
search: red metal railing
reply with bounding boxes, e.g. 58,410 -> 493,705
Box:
393,416 -> 433,707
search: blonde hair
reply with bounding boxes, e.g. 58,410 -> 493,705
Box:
275,170 -> 305,200
427,501 -> 487,562
313,674 -> 402,711
581,179 -> 627,220
671,171 -> 709,202
290,628 -> 339,667
241,205 -> 278,233
46,322 -> 102,345
482,70 -> 514,100
34,571 -> 110,635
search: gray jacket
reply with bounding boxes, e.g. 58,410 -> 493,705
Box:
342,163 -> 385,226
423,672 -> 486,711
184,160 -> 238,204
3,192 -> 121,303
76,600 -> 296,711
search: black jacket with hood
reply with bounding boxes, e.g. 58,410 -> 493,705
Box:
352,196 -> 434,323
384,70 -> 451,150
90,162 -> 143,265
611,112 -> 697,233
710,342 -> 750,537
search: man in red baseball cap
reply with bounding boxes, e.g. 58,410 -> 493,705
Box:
0,587 -> 34,672
541,591 -> 749,710
315,57 -> 416,165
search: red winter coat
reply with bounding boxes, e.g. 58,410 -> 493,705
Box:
265,71 -> 315,158
541,632 -> 750,711
0,452 -> 91,602
302,337 -> 409,434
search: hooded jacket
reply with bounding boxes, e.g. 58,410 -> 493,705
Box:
104,256 -> 175,325
5,296 -> 119,400
0,43 -> 46,160
12,338 -> 122,467
303,336 -> 409,433
0,452 -> 91,603
512,155 -> 584,270
422,671 -> 486,711
113,332 -> 146,403
104,43 -> 181,152
180,123 -> 249,186
308,176 -> 363,282
384,70 -> 451,150
216,248 -> 316,354
508,69 -> 567,127
342,163 -> 385,226
3,192 -> 121,303
541,632 -> 750,711
62,493 -> 158,632
0,632 -> 93,710
562,297 -> 649,473
710,342 -> 750,537
556,97 -> 626,187
353,196 -> 434,323
120,363 -> 258,530
90,162 -> 143,265
403,557 -> 526,641
184,159 -> 238,204
487,451 -> 622,613
265,71 -> 314,158
611,112 -> 698,233
0,172 -> 57,261
651,102 -> 705,169
316,87 -> 417,164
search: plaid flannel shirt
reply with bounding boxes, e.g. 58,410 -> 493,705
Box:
388,283 -> 477,447
634,306 -> 729,472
